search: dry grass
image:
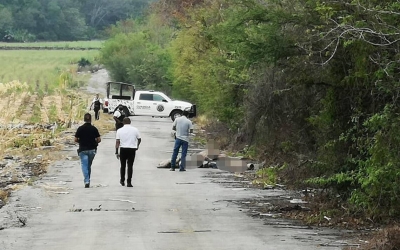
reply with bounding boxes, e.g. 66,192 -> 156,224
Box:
345,226 -> 400,250
0,189 -> 9,202
88,112 -> 115,135
193,114 -> 210,129
0,91 -> 115,204
0,44 -> 105,204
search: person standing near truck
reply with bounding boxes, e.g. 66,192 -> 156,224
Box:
89,94 -> 103,120
113,105 -> 125,131
170,110 -> 193,172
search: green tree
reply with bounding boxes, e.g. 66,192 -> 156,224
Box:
0,0 -> 152,41
100,30 -> 172,92
98,0 -> 400,219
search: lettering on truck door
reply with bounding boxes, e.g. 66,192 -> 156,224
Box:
136,93 -> 153,115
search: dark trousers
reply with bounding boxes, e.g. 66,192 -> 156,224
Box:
94,108 -> 100,120
120,148 -> 136,183
115,122 -> 123,131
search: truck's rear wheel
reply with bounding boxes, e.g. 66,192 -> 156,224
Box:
170,110 -> 182,121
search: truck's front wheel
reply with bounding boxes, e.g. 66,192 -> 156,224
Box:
170,110 -> 182,121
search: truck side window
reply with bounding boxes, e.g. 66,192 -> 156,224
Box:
139,94 -> 153,101
153,94 -> 165,102
122,85 -> 134,99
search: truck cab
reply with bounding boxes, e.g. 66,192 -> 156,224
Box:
103,81 -> 196,121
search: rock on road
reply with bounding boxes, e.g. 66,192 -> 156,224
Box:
0,116 -> 345,250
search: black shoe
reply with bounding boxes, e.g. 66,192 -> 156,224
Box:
120,181 -> 125,186
169,168 -> 175,171
179,169 -> 186,172
85,183 -> 90,188
127,183 -> 133,187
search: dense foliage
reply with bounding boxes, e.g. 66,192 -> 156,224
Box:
101,0 -> 400,220
0,0 -> 151,41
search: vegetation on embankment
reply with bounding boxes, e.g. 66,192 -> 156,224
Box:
99,0 -> 400,229
0,42 -> 114,203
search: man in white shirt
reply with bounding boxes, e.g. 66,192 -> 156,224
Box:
170,110 -> 193,171
115,117 -> 141,187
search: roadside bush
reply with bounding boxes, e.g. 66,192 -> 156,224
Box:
242,66 -> 321,186
78,57 -> 91,67
252,166 -> 280,186
2,29 -> 36,42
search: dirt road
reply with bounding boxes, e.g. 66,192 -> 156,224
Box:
0,113 -> 350,250
85,69 -> 110,95
0,70 -> 351,249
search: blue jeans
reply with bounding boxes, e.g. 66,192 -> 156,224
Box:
79,150 -> 96,184
171,138 -> 189,170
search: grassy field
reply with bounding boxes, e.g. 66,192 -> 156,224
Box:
0,40 -> 103,49
0,50 -> 99,87
0,42 -> 103,126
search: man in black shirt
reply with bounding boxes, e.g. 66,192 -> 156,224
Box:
74,113 -> 101,188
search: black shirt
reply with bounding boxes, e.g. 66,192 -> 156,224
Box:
75,123 -> 100,152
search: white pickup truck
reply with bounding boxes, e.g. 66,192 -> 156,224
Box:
103,81 -> 196,121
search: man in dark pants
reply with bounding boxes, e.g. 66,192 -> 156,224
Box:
89,94 -> 103,120
75,113 -> 101,188
115,117 -> 141,187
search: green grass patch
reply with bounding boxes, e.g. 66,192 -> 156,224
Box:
0,40 -> 104,49
29,103 -> 42,124
252,167 -> 279,186
0,50 -> 99,90
49,104 -> 57,122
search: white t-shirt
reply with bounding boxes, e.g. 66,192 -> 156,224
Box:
116,125 -> 141,148
92,97 -> 103,104
114,110 -> 123,118
173,116 -> 193,142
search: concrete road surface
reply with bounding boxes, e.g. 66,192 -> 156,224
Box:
0,116 -> 347,250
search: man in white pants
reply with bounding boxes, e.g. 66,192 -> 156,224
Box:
115,117 -> 141,187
